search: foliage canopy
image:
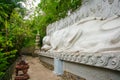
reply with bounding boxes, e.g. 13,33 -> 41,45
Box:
0,0 -> 33,77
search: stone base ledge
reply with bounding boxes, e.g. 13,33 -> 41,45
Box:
38,51 -> 120,71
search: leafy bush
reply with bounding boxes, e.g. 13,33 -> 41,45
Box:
0,0 -> 33,77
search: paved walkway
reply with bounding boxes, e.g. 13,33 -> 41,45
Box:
13,56 -> 61,80
26,56 -> 61,80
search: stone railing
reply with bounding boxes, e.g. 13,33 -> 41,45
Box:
39,51 -> 120,71
47,0 -> 120,35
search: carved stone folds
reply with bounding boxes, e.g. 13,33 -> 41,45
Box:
47,0 -> 120,36
39,51 -> 120,71
39,0 -> 120,72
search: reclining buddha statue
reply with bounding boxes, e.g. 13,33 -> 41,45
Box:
41,16 -> 120,54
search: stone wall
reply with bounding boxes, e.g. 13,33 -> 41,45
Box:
63,61 -> 120,80
39,54 -> 120,80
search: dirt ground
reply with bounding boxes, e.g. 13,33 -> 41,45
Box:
13,56 -> 61,80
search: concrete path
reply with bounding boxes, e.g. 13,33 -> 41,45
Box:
25,56 -> 61,80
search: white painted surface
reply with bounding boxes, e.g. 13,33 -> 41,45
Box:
42,16 -> 120,53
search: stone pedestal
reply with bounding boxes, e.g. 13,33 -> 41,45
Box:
53,58 -> 63,75
15,60 -> 29,80
33,31 -> 40,56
